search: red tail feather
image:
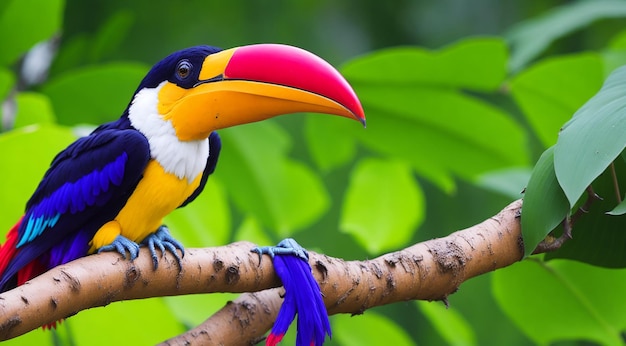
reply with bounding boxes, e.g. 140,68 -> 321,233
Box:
0,217 -> 22,276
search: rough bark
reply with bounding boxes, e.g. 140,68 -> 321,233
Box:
0,199 -> 524,343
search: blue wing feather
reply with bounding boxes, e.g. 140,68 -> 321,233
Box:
0,121 -> 151,290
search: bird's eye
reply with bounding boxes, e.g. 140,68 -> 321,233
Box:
176,60 -> 192,79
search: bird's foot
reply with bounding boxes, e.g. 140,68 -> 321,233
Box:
251,238 -> 309,265
98,235 -> 140,261
142,225 -> 185,270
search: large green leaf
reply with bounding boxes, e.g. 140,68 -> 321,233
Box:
340,158 -> 424,255
338,37 -> 526,193
41,63 -> 149,126
554,66 -> 626,207
64,298 -> 184,345
0,125 -> 76,233
521,146 -> 570,257
353,86 -> 527,191
305,114 -> 360,172
89,10 -> 135,63
0,0 -> 64,66
217,122 -> 329,237
505,0 -> 626,72
332,311 -> 414,346
545,158 -> 626,267
417,301 -> 476,346
509,53 -> 604,148
164,178 -> 231,247
493,259 -> 626,345
0,67 -> 13,100
12,92 -> 56,128
164,293 -> 236,329
342,37 -> 507,91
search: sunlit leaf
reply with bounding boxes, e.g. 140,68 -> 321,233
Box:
0,67 -> 13,100
521,146 -> 570,257
554,66 -> 626,207
417,300 -> 476,346
305,114 -> 359,172
343,37 -> 507,91
164,178 -> 231,247
217,122 -> 329,237
13,92 -> 56,128
0,0 -> 64,65
353,86 -> 527,190
164,293 -> 236,328
332,312 -> 414,346
65,298 -> 184,345
340,158 -> 424,255
493,259 -> 626,345
234,216 -> 273,246
0,125 -> 76,233
2,329 -> 49,345
510,53 -> 604,148
505,0 -> 626,71
41,63 -> 149,126
340,37 -> 525,192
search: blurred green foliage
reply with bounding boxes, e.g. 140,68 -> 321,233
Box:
2,0 -> 626,345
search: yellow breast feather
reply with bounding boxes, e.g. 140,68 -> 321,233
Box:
90,160 -> 201,251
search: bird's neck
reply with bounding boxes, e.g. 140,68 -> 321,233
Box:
127,83 -> 209,182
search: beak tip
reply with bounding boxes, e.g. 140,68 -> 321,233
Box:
359,116 -> 367,128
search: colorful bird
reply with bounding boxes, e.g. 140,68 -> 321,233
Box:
0,44 -> 365,296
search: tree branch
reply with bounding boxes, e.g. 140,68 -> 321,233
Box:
0,199 -> 524,343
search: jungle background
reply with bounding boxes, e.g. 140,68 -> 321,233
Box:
2,0 -> 626,345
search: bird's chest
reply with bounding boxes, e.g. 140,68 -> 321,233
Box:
115,160 -> 202,241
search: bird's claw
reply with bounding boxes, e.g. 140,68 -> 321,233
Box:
142,225 -> 185,270
251,238 -> 309,266
98,235 -> 140,261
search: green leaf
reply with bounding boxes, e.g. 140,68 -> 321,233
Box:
353,85 -> 527,190
0,0 -> 64,65
41,62 -> 149,126
340,158 -> 424,255
164,293 -> 236,328
510,53 -> 604,148
234,216 -> 273,246
493,259 -> 626,345
217,122 -> 329,237
343,37 -> 507,91
164,178 -> 231,247
554,66 -> 626,207
340,37 -> 526,192
505,0 -> 626,72
545,158 -> 626,267
521,146 -> 570,257
476,167 -> 531,199
89,10 -> 135,63
0,67 -> 14,100
417,300 -> 476,346
607,198 -> 626,215
13,92 -> 56,128
305,114 -> 359,172
608,28 -> 626,50
0,125 -> 76,233
65,298 -> 184,345
332,312 -> 414,346
2,329 -> 49,345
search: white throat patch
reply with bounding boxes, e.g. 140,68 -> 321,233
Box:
127,82 -> 209,182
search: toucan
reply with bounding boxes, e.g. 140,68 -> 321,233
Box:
0,44 -> 365,295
